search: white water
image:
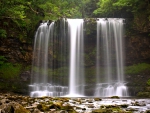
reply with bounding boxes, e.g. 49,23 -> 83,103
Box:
30,22 -> 68,97
95,18 -> 128,97
30,18 -> 128,97
67,19 -> 85,96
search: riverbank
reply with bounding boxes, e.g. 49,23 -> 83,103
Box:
0,93 -> 150,113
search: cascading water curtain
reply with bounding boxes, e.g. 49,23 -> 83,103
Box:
30,21 -> 68,97
67,19 -> 85,96
95,18 -> 128,97
29,18 -> 128,97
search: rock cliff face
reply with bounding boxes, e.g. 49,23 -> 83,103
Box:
1,33 -> 150,67
0,37 -> 33,64
125,34 -> 150,65
0,37 -> 33,94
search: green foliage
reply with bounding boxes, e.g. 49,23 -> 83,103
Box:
0,29 -> 7,38
93,0 -> 150,19
125,63 -> 150,75
0,56 -> 22,79
147,79 -> 150,86
0,0 -> 92,41
0,0 -> 27,19
0,63 -> 22,79
37,0 -> 83,20
0,0 -> 149,42
137,92 -> 150,98
0,56 -> 7,65
93,0 -> 115,16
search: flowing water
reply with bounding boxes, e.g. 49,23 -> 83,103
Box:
30,22 -> 68,97
30,18 -> 128,97
67,19 -> 85,96
95,18 -> 128,97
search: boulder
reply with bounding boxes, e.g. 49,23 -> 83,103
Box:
0,102 -> 30,113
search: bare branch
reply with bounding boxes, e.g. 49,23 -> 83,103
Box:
27,5 -> 39,14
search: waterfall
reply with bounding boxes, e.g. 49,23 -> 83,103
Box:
29,21 -> 68,97
95,18 -> 128,97
29,18 -> 128,97
67,19 -> 85,96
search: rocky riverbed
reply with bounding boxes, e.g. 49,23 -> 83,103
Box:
0,93 -> 150,113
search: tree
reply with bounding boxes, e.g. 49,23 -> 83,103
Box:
0,0 -> 81,39
93,0 -> 150,33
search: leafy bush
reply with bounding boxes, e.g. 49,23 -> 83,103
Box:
125,63 -> 150,75
147,79 -> 150,86
0,63 -> 22,79
0,29 -> 7,38
0,56 -> 7,65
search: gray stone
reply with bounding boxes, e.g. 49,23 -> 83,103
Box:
20,71 -> 31,81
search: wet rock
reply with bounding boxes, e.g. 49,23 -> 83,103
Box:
72,98 -> 82,104
82,108 -> 86,110
92,109 -> 111,113
145,110 -> 150,113
66,109 -> 77,113
126,107 -> 139,112
94,98 -> 102,101
87,99 -> 93,103
0,102 -> 30,113
59,110 -> 68,113
110,96 -> 120,99
37,103 -> 50,112
20,71 -> 31,81
120,104 -> 128,108
54,102 -> 63,109
60,98 -> 70,102
75,106 -> 82,110
0,99 -> 10,104
32,108 -> 41,113
61,104 -> 74,110
88,104 -> 94,108
131,100 -> 146,106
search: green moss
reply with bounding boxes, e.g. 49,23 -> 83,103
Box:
0,29 -> 7,38
93,105 -> 132,113
92,108 -> 113,113
147,79 -> 150,86
137,92 -> 150,98
94,98 -> 102,101
15,105 -> 30,113
37,104 -> 50,112
125,63 -> 150,75
145,110 -> 150,113
110,96 -> 120,99
0,63 -> 22,79
0,56 -> 7,65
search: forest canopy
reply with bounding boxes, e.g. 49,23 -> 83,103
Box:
0,0 -> 150,39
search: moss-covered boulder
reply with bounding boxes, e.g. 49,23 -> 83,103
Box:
94,98 -> 102,101
0,102 -> 30,113
110,96 -> 120,99
37,103 -> 50,112
92,109 -> 112,113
